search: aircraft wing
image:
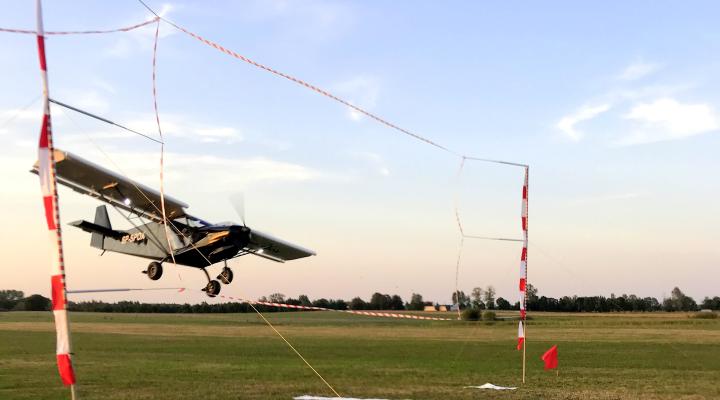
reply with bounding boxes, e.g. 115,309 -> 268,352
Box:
246,229 -> 316,262
32,149 -> 188,222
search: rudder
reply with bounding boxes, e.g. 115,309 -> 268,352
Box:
90,205 -> 111,249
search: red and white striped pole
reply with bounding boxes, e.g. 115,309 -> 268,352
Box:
35,0 -> 77,396
519,167 -> 529,383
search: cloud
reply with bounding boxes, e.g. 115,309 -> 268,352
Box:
556,104 -> 611,141
105,4 -> 178,58
332,77 -> 380,121
0,108 -> 41,124
569,192 -> 642,206
64,90 -> 111,114
353,151 -> 390,176
194,127 -> 243,143
71,150 -> 325,193
618,98 -> 718,145
124,114 -> 243,144
618,61 -> 660,81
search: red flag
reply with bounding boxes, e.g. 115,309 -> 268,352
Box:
541,345 -> 558,370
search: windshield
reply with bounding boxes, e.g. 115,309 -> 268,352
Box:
174,215 -> 210,228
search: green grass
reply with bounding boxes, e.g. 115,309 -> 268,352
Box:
1,311 -> 718,399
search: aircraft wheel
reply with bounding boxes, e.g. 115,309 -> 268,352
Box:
204,280 -> 221,297
217,267 -> 234,285
146,262 -> 163,281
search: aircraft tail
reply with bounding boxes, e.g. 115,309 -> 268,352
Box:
69,205 -> 172,261
68,205 -> 120,250
91,205 -> 111,249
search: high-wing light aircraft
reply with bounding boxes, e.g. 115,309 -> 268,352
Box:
32,149 -> 316,297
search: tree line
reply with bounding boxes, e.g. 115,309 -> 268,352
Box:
1,287 -> 718,313
452,285 -> 718,312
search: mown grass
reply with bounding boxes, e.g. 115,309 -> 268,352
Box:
0,311 -> 718,399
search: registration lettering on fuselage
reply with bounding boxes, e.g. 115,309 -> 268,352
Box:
121,232 -> 146,244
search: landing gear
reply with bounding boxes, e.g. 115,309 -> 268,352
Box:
203,280 -> 221,297
200,268 -> 221,297
143,261 -> 163,280
217,266 -> 234,285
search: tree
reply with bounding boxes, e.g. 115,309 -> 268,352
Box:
452,291 -> 470,309
389,295 -> 405,310
496,297 -> 512,310
483,286 -> 496,310
14,294 -> 51,311
701,296 -> 720,310
298,295 -> 312,307
470,287 -> 484,309
665,287 -> 698,312
407,293 -> 425,311
526,283 -> 539,310
370,292 -> 391,310
349,297 -> 367,310
268,293 -> 285,304
329,299 -> 348,310
0,290 -> 24,310
312,298 -> 330,308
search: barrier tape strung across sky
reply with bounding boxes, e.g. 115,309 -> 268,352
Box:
217,293 -> 456,321
66,287 -> 456,321
0,17 -> 158,35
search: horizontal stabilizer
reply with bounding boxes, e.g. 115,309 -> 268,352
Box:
69,220 -> 125,240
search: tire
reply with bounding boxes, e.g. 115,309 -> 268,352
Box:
147,262 -> 163,280
217,267 -> 234,285
205,280 -> 221,297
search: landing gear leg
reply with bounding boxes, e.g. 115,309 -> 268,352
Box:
200,268 -> 221,297
217,261 -> 234,285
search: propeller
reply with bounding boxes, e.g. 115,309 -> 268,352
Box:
229,193 -> 246,227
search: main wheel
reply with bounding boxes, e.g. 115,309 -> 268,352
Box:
217,267 -> 234,285
204,280 -> 221,297
146,262 -> 163,280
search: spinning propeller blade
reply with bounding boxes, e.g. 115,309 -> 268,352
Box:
229,193 -> 246,227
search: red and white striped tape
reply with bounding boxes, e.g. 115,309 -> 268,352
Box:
214,294 -> 454,321
35,0 -> 75,386
517,167 -> 528,348
0,17 -> 158,35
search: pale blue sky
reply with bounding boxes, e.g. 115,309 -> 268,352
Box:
1,1 -> 718,304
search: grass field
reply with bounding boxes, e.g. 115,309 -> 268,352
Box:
0,311 -> 718,399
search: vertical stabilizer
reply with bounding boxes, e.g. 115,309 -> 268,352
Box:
90,205 -> 111,249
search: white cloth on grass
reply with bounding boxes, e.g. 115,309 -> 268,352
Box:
295,396 -> 409,400
464,383 -> 517,390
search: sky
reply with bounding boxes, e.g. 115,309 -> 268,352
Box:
0,1 -> 718,305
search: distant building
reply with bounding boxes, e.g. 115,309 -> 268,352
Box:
423,305 -> 437,312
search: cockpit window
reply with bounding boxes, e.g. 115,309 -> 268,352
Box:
175,215 -> 210,228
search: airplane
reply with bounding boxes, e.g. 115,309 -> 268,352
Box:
32,149 -> 316,297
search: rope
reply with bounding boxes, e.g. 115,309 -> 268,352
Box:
0,17 -> 158,35
0,95 -> 41,130
463,235 -> 524,242
453,236 -> 464,320
49,98 -> 163,144
244,301 -> 343,398
67,287 -> 182,294
150,19 -> 179,272
137,1 -> 457,157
